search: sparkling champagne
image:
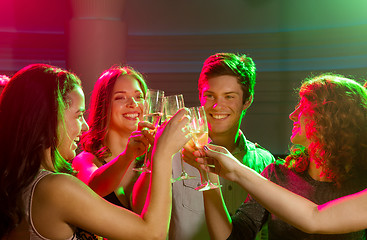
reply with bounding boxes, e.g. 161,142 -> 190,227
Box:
192,131 -> 209,148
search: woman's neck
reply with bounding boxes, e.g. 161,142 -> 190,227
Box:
103,129 -> 130,161
40,148 -> 55,171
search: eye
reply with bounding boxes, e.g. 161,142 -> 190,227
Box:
203,93 -> 215,100
115,95 -> 127,101
78,112 -> 85,120
136,94 -> 144,101
225,95 -> 235,99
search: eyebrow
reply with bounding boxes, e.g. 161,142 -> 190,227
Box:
224,91 -> 240,95
204,90 -> 240,95
76,108 -> 86,113
113,90 -> 143,94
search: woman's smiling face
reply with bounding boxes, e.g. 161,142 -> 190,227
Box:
57,86 -> 89,160
109,75 -> 145,135
289,97 -> 313,148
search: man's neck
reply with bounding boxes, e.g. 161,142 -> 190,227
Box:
210,129 -> 240,153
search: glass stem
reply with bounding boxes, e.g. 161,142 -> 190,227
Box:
143,145 -> 150,170
180,158 -> 187,175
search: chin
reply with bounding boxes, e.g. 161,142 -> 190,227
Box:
64,151 -> 76,161
209,127 -> 228,136
290,139 -> 307,147
123,127 -> 137,134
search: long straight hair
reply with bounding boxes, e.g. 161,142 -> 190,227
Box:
0,64 -> 81,237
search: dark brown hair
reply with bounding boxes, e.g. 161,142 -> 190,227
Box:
80,65 -> 148,159
198,53 -> 256,104
0,64 -> 81,237
285,73 -> 367,184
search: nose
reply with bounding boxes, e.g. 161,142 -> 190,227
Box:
289,109 -> 298,122
82,117 -> 89,132
212,98 -> 223,109
127,97 -> 139,108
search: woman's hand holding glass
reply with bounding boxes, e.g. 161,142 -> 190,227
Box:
154,108 -> 192,158
185,106 -> 220,191
163,94 -> 196,182
133,89 -> 165,173
193,144 -> 244,183
124,121 -> 156,160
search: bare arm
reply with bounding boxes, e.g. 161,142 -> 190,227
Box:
199,144 -> 367,234
131,171 -> 150,214
35,109 -> 191,240
72,122 -> 154,197
202,173 -> 233,240
182,142 -> 232,239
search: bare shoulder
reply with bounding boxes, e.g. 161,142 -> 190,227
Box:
72,151 -> 97,169
35,173 -> 94,200
32,173 -> 106,238
34,173 -> 102,219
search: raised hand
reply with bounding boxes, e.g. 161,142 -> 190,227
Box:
125,121 -> 155,159
154,108 -> 191,157
181,139 -> 201,169
194,144 -> 243,182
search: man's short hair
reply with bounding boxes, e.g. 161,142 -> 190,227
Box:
198,53 -> 256,103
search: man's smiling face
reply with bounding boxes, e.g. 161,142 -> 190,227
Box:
200,75 -> 249,137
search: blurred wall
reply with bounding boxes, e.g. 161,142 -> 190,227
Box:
1,0 -> 366,155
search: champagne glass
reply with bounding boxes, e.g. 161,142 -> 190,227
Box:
163,95 -> 196,182
162,94 -> 184,121
188,106 -> 221,191
133,89 -> 165,173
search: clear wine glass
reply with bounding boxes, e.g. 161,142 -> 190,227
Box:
163,94 -> 196,183
133,89 -> 165,173
162,94 -> 184,121
187,106 -> 221,191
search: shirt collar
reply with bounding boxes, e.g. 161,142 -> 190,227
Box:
231,130 -> 248,156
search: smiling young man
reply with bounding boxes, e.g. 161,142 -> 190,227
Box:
168,53 -> 275,240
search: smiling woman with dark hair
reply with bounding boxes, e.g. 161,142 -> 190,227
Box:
283,73 -> 367,185
73,65 -> 150,210
0,63 -> 191,240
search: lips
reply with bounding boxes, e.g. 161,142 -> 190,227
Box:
123,112 -> 140,120
210,113 -> 229,120
72,136 -> 81,149
291,122 -> 301,134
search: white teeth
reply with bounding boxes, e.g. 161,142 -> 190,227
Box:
212,114 -> 228,119
124,113 -> 139,118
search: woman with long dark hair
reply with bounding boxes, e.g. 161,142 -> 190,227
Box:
0,64 -> 190,239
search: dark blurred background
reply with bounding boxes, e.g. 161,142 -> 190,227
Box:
1,0 -> 367,157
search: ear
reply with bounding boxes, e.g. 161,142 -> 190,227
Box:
242,95 -> 253,111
